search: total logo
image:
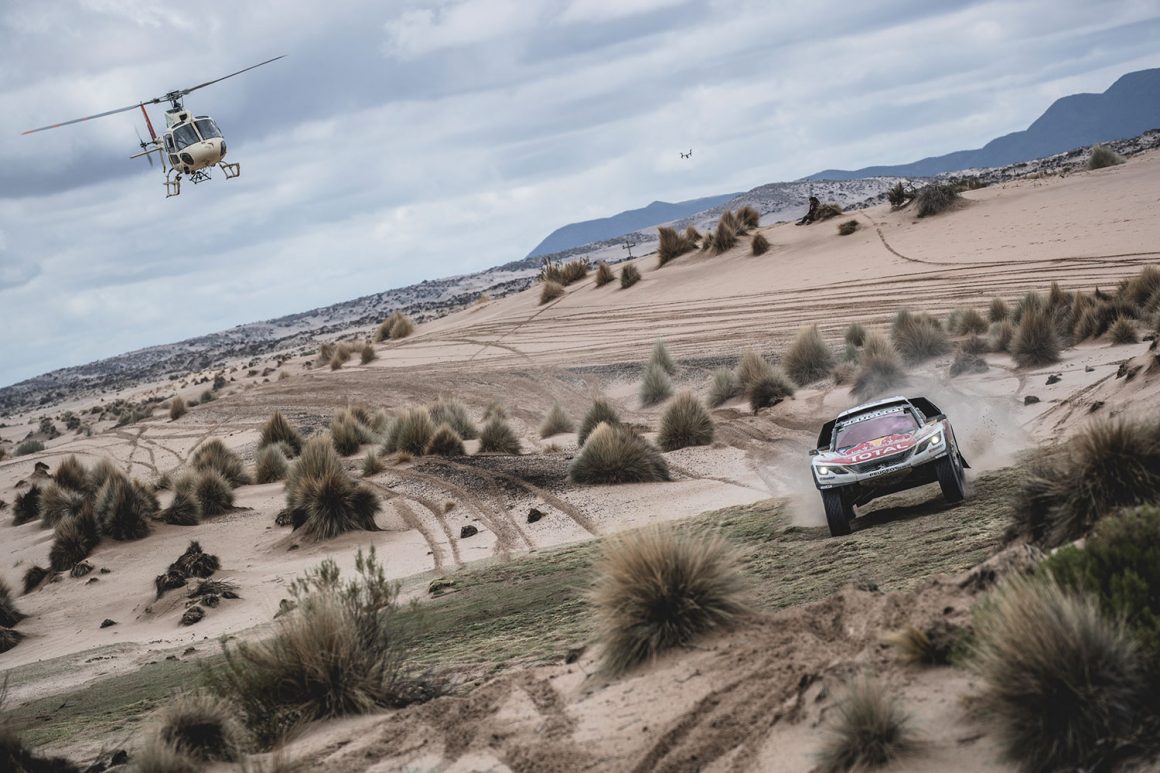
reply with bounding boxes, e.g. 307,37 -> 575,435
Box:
835,434 -> 916,464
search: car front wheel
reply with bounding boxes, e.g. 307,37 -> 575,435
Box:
935,450 -> 966,503
822,488 -> 853,537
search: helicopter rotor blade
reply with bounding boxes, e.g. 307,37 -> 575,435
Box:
134,127 -> 154,168
176,55 -> 286,98
21,102 -> 146,136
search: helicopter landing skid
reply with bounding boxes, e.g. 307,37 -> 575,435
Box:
165,171 -> 181,198
219,161 -> 240,179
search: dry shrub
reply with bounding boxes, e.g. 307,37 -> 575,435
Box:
749,369 -> 796,412
541,258 -> 590,285
639,362 -> 674,407
153,691 -> 249,762
707,368 -> 740,408
711,213 -> 738,254
38,482 -> 88,528
817,676 -> 914,773
386,408 -> 435,456
381,311 -> 415,340
591,527 -> 747,674
831,361 -> 857,385
844,323 -> 866,348
736,205 -> 760,229
701,232 -> 712,251
478,416 -> 521,454
428,397 -> 478,440
15,440 -> 44,456
191,439 -> 251,487
1015,418 -> 1160,547
837,219 -> 859,236
22,565 -> 49,594
751,233 -> 770,255
620,264 -> 641,289
0,577 -> 25,628
359,343 -> 376,365
95,473 -> 152,540
892,312 -> 950,364
657,392 -> 713,451
540,281 -> 565,304
992,320 -> 1015,352
970,577 -> 1144,772
853,336 -> 906,400
950,350 -> 988,377
736,350 -> 775,393
193,470 -> 235,517
135,737 -> 201,773
539,403 -> 575,438
594,261 -> 615,287
915,183 -> 958,217
483,401 -> 508,421
1012,290 -> 1044,325
783,324 -> 834,385
54,455 -> 88,493
1088,144 -> 1125,170
13,487 -> 41,526
205,549 -> 439,746
989,296 -> 1010,322
1108,317 -> 1138,345
956,307 -> 988,335
361,450 -> 385,477
886,181 -> 911,208
1011,307 -> 1061,368
161,487 -> 202,526
260,412 -> 303,457
424,424 -> 465,457
657,226 -> 696,267
815,202 -> 843,221
960,333 -> 990,354
578,399 -> 621,446
330,411 -> 367,457
650,338 -> 676,375
50,512 -> 100,571
684,226 -> 702,244
1118,266 -> 1160,310
315,343 -> 335,368
285,438 -> 379,539
570,423 -> 669,484
255,445 -> 289,484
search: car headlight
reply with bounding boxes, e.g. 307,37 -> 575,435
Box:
815,465 -> 849,476
915,431 -> 944,455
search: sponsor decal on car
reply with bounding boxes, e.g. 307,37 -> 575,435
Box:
829,433 -> 917,465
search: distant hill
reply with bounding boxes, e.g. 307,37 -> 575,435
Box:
526,194 -> 739,258
807,68 -> 1160,180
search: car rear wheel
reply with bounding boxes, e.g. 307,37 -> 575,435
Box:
936,450 -> 966,503
822,489 -> 853,537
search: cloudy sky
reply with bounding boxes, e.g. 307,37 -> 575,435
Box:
2,0 -> 1159,388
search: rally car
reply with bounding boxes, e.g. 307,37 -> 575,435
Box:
810,395 -> 968,537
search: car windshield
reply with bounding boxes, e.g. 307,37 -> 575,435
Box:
833,409 -> 918,451
171,123 -> 201,150
194,118 -> 222,139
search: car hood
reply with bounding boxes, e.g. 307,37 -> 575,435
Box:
816,432 -> 920,465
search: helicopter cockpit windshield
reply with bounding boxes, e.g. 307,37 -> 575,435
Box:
194,117 -> 222,140
171,123 -> 201,150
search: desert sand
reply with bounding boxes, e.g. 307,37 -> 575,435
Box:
2,149 -> 1160,771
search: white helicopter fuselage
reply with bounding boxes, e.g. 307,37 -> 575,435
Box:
161,109 -> 227,175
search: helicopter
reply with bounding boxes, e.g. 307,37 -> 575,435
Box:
21,56 -> 285,198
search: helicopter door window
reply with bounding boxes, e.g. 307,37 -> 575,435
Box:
171,124 -> 201,150
194,118 -> 222,140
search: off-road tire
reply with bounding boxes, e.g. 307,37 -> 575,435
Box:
936,451 -> 966,503
822,489 -> 852,537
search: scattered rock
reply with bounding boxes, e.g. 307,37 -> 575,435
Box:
14,479 -> 28,489
154,570 -> 186,599
0,628 -> 24,653
33,461 -> 50,476
100,619 -> 117,628
1089,401 -> 1105,413
274,507 -> 296,527
428,577 -> 456,595
99,567 -> 111,574
0,499 -> 6,511
180,606 -> 206,626
853,578 -> 879,593
1023,395 -> 1040,405
288,543 -> 300,551
1085,365 -> 1095,372
1045,374 -> 1062,385
183,647 -> 197,655
275,598 -> 296,618
460,524 -> 479,539
959,544 -> 1045,592
527,507 -> 545,524
86,577 -> 99,585
71,560 -> 94,578
564,646 -> 586,664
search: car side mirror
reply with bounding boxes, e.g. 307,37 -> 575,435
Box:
809,449 -> 820,456
929,413 -> 946,422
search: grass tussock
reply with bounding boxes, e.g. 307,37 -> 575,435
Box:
1088,144 -> 1125,170
844,323 -> 866,348
255,445 -> 289,484
540,281 -> 565,304
578,399 -> 621,446
989,296 -> 1009,322
1118,265 -> 1160,310
539,402 -> 575,438
169,396 -> 187,421
52,455 -> 88,493
161,486 -> 202,526
330,410 -> 368,456
478,416 -> 521,455
1108,317 -> 1138,345
852,334 -> 907,401
657,226 -> 697,267
657,392 -> 714,451
594,261 -> 615,287
191,439 -> 251,488
570,423 -> 669,484
639,362 -> 674,407
736,350 -> 776,393
591,527 -> 747,674
360,343 -> 376,365
915,183 -> 959,217
751,233 -> 770,255
37,482 -> 89,528
650,338 -> 676,375
385,408 -> 435,456
736,205 -> 760,229
14,439 -> 44,456
815,202 -> 843,221
205,549 -> 440,746
707,368 -> 740,408
50,511 -> 99,571
285,438 -> 379,539
620,264 -> 641,289
259,412 -> 303,457
0,577 -> 25,628
970,576 -> 1144,772
837,219 -> 859,236
94,473 -> 153,540
1011,307 -> 1061,368
424,424 -> 466,457
1015,417 -> 1160,547
749,369 -> 796,412
192,470 -> 234,517
375,310 -> 415,342
891,310 -> 950,364
711,212 -> 738,254
992,320 -> 1015,352
540,258 -> 589,285
783,324 -> 835,385
956,307 -> 988,335
950,349 -> 988,378
887,182 -> 913,208
22,565 -> 49,594
361,450 -> 385,477
428,397 -> 478,440
152,691 -> 249,762
818,676 -> 914,773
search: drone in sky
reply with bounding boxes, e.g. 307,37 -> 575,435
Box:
679,148 -> 693,159
21,56 -> 285,198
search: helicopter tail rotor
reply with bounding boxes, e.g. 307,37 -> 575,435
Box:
134,127 -> 154,168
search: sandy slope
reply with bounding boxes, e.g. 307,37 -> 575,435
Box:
2,151 -> 1160,769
